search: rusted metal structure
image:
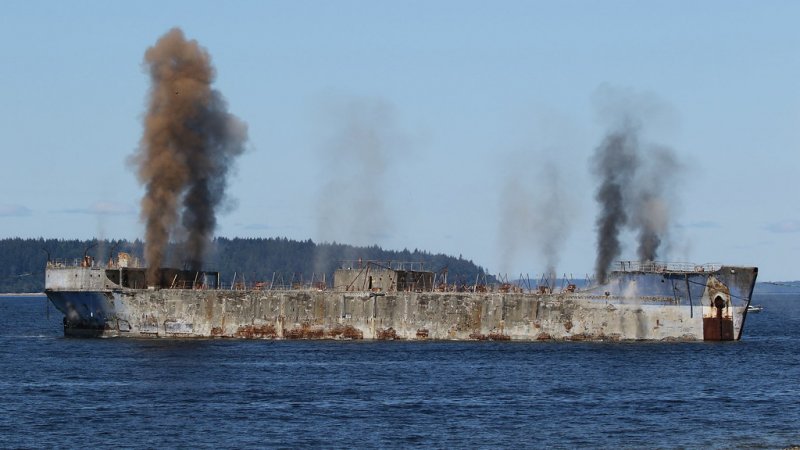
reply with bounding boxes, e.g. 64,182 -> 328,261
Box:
44,256 -> 758,341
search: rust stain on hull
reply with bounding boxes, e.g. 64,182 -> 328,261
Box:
703,316 -> 734,341
283,324 -> 325,339
468,331 -> 511,341
328,325 -> 364,340
376,327 -> 398,340
234,324 -> 278,339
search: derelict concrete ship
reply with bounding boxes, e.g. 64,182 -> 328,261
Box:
44,254 -> 757,341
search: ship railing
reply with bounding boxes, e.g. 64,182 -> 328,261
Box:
222,280 -> 330,291
169,280 -> 218,290
46,257 -> 142,270
339,260 -> 429,272
334,282 -> 586,294
46,258 -> 101,269
612,261 -> 722,273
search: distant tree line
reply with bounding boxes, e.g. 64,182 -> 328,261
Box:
0,237 -> 491,293
753,281 -> 800,294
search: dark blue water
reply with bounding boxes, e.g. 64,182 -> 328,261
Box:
1,294 -> 798,449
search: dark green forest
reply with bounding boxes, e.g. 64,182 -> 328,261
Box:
0,237 -> 491,293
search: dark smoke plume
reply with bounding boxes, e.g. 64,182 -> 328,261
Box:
591,125 -> 639,283
590,91 -> 683,283
630,146 -> 681,261
133,28 -> 247,282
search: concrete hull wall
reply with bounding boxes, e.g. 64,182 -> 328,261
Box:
44,265 -> 757,341
46,288 -> 742,341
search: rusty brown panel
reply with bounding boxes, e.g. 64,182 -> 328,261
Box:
234,324 -> 278,339
469,332 -> 488,340
415,328 -> 429,339
536,332 -> 552,341
327,325 -> 363,340
499,283 -> 522,293
376,327 -> 398,340
487,332 -> 510,341
284,323 -> 325,339
283,327 -> 302,339
537,286 -> 551,294
703,317 -> 734,341
704,295 -> 735,341
570,333 -> 608,341
342,326 -> 363,339
469,331 -> 510,341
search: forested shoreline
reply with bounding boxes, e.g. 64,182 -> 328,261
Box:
0,237 -> 490,293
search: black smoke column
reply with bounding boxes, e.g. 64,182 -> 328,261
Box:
591,125 -> 639,283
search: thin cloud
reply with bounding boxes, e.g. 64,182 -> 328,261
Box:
677,220 -> 720,229
732,240 -> 775,250
365,231 -> 393,241
0,205 -> 32,217
765,220 -> 800,233
242,223 -> 276,231
57,201 -> 135,216
238,222 -> 301,232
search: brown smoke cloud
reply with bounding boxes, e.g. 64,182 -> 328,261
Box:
133,28 -> 247,282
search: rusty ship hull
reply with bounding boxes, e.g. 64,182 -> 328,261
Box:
44,260 -> 758,341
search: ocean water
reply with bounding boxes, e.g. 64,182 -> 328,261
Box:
0,293 -> 798,449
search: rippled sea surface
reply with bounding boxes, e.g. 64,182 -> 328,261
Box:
1,293 -> 798,449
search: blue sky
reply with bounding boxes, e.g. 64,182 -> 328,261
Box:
1,1 -> 798,280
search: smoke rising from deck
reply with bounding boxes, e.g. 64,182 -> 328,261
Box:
630,146 -> 680,261
497,177 -> 531,274
314,97 -> 406,274
497,161 -> 572,277
591,88 -> 682,283
536,162 -> 570,277
133,28 -> 247,282
591,126 -> 639,283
